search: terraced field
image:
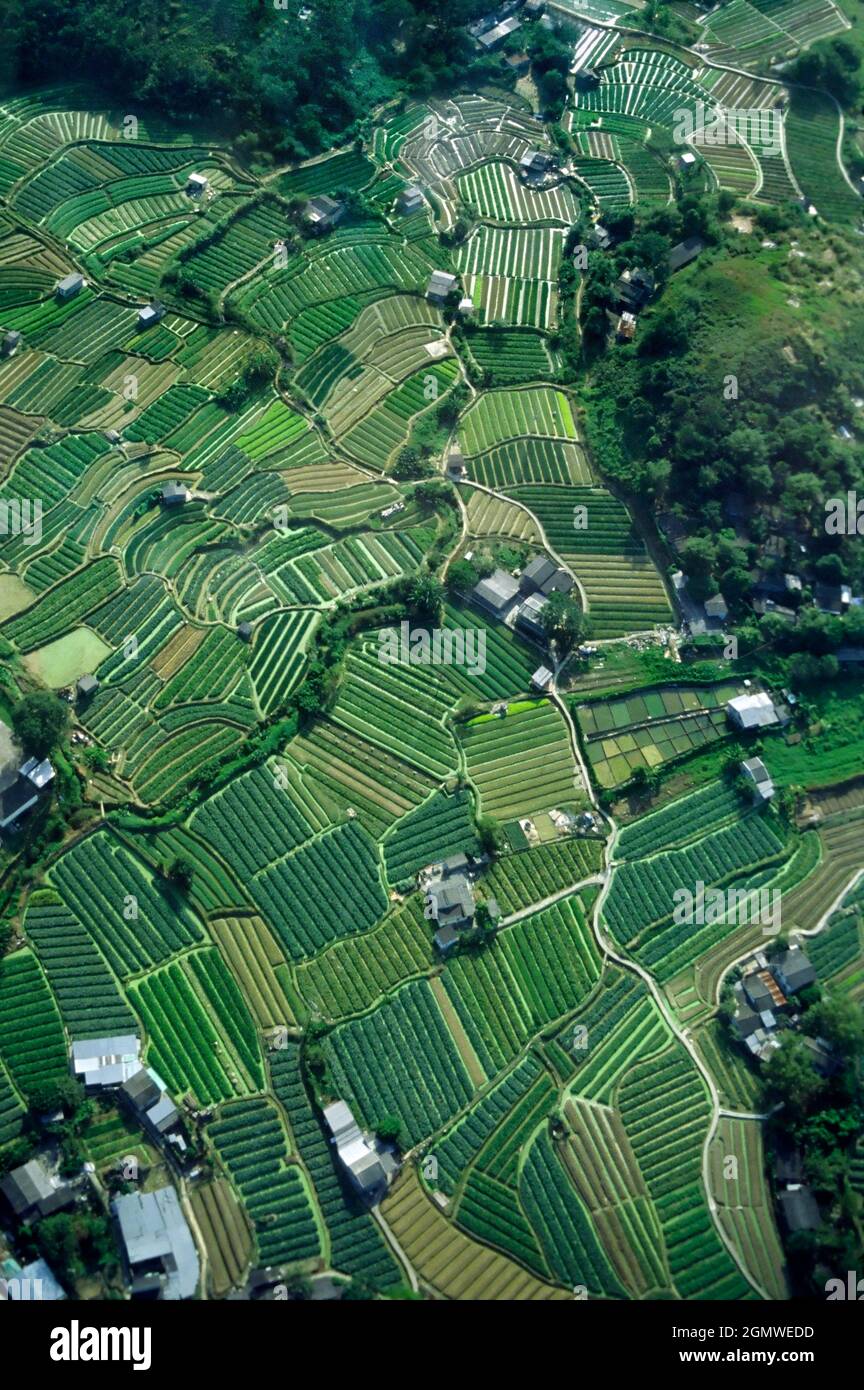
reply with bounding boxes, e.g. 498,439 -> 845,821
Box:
0,76 -> 853,1308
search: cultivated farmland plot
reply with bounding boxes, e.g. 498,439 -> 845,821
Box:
0,78 -> 838,1305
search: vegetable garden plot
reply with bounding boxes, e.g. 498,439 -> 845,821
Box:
520,1129 -> 626,1297
441,897 -> 602,1077
441,601 -> 539,703
571,157 -> 632,212
603,813 -> 787,948
0,1058 -> 24,1146
460,387 -> 578,456
616,781 -> 745,861
460,701 -> 577,821
208,1100 -> 322,1267
276,150 -> 376,199
456,1167 -> 549,1276
288,720 -> 434,840
129,960 -> 242,1104
383,789 -> 479,887
433,1054 -> 545,1196
271,1046 -> 402,1287
330,639 -> 459,779
462,330 -> 559,387
708,1117 -> 788,1300
25,890 -> 136,1040
785,89 -> 861,224
2,556 -> 121,652
481,837 -> 605,916
0,949 -> 67,1098
456,162 -> 580,225
249,820 -> 388,962
49,830 -> 203,978
294,897 -> 432,1020
248,609 -> 319,715
189,763 -> 314,879
465,436 -> 590,488
326,978 -> 476,1148
456,227 -> 565,283
619,1045 -> 753,1298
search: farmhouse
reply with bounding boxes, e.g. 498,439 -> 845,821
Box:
520,555 -> 556,593
121,1067 -> 186,1154
616,267 -> 654,311
396,185 -> 425,215
187,172 -> 209,195
0,1158 -> 75,1222
476,14 -> 522,50
425,870 -> 475,931
814,582 -> 851,615
71,1034 -> 141,1090
516,592 -> 549,639
322,1100 -> 391,1198
0,757 -> 55,833
162,480 -> 191,507
726,691 -> 780,731
113,1186 -> 199,1300
672,571 -> 728,636
137,302 -> 165,330
1,331 -> 21,357
740,756 -> 774,803
55,272 -> 84,301
772,946 -> 816,996
588,224 -> 612,251
426,270 -> 458,305
471,567 -> 520,617
76,674 -> 99,700
304,195 -> 346,232
616,311 -> 637,342
520,150 -> 555,186
667,237 -> 704,273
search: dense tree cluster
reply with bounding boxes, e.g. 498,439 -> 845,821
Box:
2,0 -> 498,160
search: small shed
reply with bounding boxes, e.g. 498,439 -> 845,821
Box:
187,172 -> 209,195
55,273 -> 84,301
137,303 -> 165,330
426,270 -> 458,305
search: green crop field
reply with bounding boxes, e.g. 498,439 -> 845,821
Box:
0,72 -> 846,1306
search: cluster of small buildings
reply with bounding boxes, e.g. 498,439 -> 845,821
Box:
303,195 -> 345,233
71,1033 -> 188,1159
469,0 -> 549,51
421,850 -> 499,952
612,240 -> 703,342
322,1100 -> 397,1200
726,689 -> 784,733
469,554 -> 575,646
730,945 -> 826,1065
519,150 -> 557,187
672,570 -> 728,637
